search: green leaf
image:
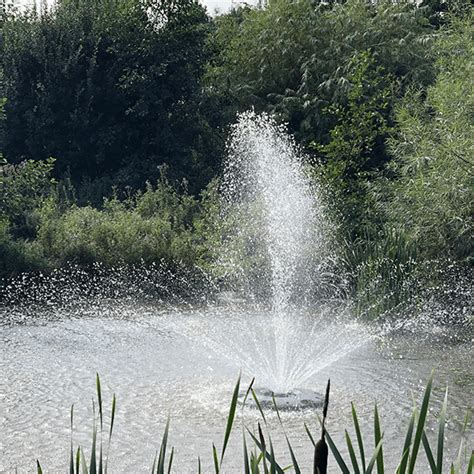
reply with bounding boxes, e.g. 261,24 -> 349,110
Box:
467,450 -> 473,474
345,429 -> 360,474
366,438 -> 384,474
246,428 -> 285,474
374,404 -> 384,474
422,431 -> 437,473
167,446 -> 174,474
323,426 -> 350,474
36,460 -> 43,474
221,375 -> 241,464
96,373 -> 103,431
243,431 -> 251,474
251,389 -> 267,425
437,388 -> 448,474
304,423 -> 316,448
157,417 -> 170,474
398,410 -> 415,474
351,403 -> 366,473
212,443 -> 219,474
408,372 -> 433,474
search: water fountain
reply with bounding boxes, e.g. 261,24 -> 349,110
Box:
172,111 -> 374,407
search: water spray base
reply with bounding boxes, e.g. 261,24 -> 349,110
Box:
239,387 -> 324,411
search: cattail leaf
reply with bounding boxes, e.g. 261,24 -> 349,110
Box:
243,431 -> 251,474
241,378 -> 255,410
467,450 -> 473,474
286,435 -> 301,474
437,388 -> 448,473
374,404 -> 384,474
366,438 -> 384,474
320,421 -> 349,474
80,446 -> 88,474
304,423 -> 316,448
408,372 -> 433,474
36,460 -> 43,474
399,409 -> 415,474
345,430 -> 360,474
197,456 -> 201,474
151,451 -> 158,474
221,375 -> 241,464
158,417 -> 170,474
251,389 -> 267,425
269,436 -> 276,474
109,394 -> 116,441
167,446 -> 174,474
212,443 -> 219,474
258,423 -> 269,474
422,431 -> 436,473
75,447 -> 80,474
96,373 -> 103,431
246,428 -> 285,474
70,404 -> 75,474
351,403 -> 366,473
90,422 -> 97,474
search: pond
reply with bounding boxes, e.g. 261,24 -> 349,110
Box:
1,300 -> 472,472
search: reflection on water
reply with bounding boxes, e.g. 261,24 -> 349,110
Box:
1,302 -> 472,473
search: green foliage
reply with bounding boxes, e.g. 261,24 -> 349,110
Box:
0,157 -> 56,237
313,51 -> 396,237
210,0 -> 435,144
376,12 -> 473,262
37,177 -> 203,267
1,0 -> 220,194
0,216 -> 47,279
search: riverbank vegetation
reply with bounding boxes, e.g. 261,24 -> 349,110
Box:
0,0 -> 472,314
36,374 -> 474,473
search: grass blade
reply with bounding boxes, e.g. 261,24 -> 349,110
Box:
351,403 -> 366,473
36,460 -> 43,474
345,429 -> 360,474
151,451 -> 157,473
76,447 -> 81,474
221,375 -> 241,464
197,456 -> 201,474
408,372 -> 433,474
374,403 -> 384,474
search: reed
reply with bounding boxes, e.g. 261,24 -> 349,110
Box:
36,373 -> 473,473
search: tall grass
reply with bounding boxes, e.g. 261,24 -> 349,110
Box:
36,373 -> 473,473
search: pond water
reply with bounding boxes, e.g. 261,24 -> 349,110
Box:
1,300 -> 472,473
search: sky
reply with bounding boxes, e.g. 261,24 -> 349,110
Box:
21,0 -> 238,15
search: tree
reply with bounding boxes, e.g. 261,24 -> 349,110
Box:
1,0 -> 220,196
375,12 -> 473,261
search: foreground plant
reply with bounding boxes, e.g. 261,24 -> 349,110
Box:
36,373 -> 473,473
